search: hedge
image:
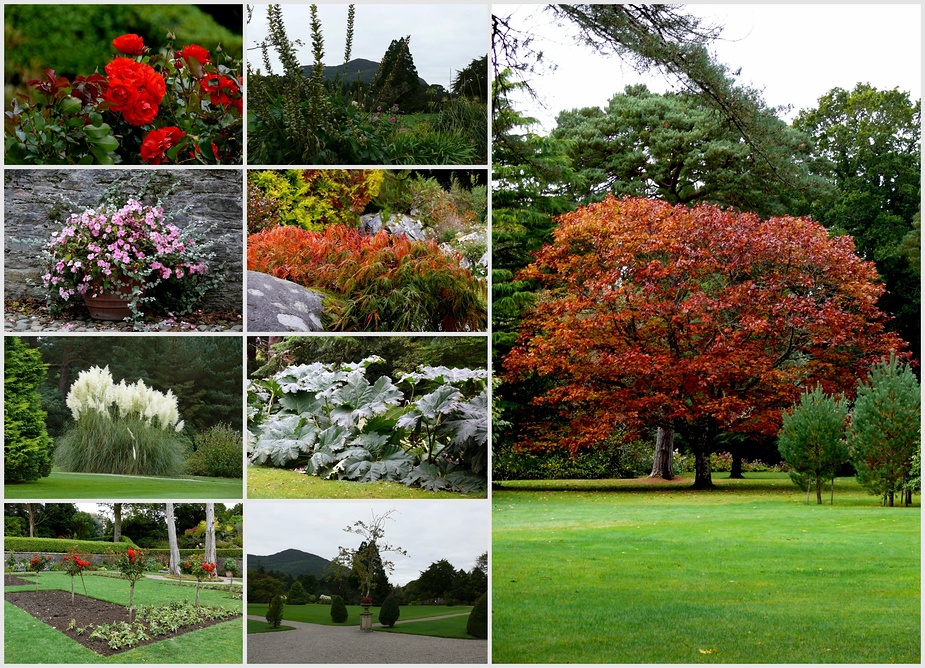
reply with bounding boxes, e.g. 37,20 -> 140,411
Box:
145,548 -> 243,560
4,536 -> 138,554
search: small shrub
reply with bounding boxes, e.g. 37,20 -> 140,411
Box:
287,581 -> 309,605
467,593 -> 487,639
187,424 -> 243,478
266,594 -> 284,629
247,224 -> 487,331
378,593 -> 400,627
330,595 -> 349,623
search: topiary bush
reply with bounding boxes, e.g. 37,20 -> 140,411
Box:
378,593 -> 400,627
187,423 -> 243,478
467,592 -> 487,639
330,595 -> 349,623
266,594 -> 284,629
247,224 -> 487,331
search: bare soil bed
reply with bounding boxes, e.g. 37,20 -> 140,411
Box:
5,589 -> 236,657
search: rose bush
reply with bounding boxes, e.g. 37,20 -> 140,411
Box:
62,549 -> 92,603
5,32 -> 241,164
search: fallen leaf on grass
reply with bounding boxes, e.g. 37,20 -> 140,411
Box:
698,649 -> 717,654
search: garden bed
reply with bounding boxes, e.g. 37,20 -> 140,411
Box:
5,589 -> 238,657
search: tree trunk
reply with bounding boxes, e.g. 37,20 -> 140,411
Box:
729,449 -> 744,479
649,426 -> 675,480
166,503 -> 181,577
26,504 -> 38,538
689,426 -> 714,490
904,488 -> 912,507
113,504 -> 122,543
815,478 -> 822,505
205,503 -> 217,566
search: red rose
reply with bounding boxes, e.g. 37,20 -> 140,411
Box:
140,126 -> 186,164
176,44 -> 211,67
113,33 -> 145,56
201,75 -> 242,113
103,58 -> 165,126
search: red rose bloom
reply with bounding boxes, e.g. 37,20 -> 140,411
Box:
113,33 -> 145,56
140,126 -> 186,164
201,75 -> 242,113
176,44 -> 211,67
103,58 -> 165,126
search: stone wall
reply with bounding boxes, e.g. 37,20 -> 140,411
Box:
3,169 -> 244,312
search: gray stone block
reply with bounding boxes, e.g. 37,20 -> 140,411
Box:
246,271 -> 325,332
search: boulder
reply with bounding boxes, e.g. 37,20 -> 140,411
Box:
359,213 -> 427,241
246,271 -> 325,332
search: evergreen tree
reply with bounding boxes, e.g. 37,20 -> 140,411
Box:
378,593 -> 400,627
266,594 -> 284,628
849,354 -> 921,506
4,338 -> 54,482
467,593 -> 488,639
452,55 -> 488,102
287,580 -> 308,604
777,386 -> 849,504
367,36 -> 423,111
330,594 -> 349,623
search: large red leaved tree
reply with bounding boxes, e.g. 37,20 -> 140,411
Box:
504,196 -> 906,488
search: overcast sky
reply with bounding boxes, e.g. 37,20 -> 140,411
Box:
247,3 -> 489,89
496,3 -> 922,132
246,500 -> 489,586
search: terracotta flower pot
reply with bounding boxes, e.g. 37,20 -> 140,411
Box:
83,278 -> 142,321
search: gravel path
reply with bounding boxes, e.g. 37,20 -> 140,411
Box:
246,616 -> 488,664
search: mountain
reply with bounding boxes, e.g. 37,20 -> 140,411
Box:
248,548 -> 330,580
300,58 -> 428,87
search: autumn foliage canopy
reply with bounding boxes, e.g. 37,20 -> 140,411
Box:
504,196 -> 905,456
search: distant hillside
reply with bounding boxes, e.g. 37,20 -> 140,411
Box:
248,548 -> 330,580
301,58 -> 428,87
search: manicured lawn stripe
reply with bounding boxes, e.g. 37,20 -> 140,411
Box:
492,474 -> 919,664
374,613 -> 473,639
246,466 -> 484,499
4,471 -> 242,499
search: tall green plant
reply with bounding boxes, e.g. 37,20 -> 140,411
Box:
848,354 -> 920,506
777,386 -> 849,504
4,338 -> 54,483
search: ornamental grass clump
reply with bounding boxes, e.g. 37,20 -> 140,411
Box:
56,366 -> 186,477
41,199 -> 218,320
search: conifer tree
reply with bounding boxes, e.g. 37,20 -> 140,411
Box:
4,338 -> 54,482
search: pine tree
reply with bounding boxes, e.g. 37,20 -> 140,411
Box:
4,338 -> 54,482
287,580 -> 308,605
777,386 -> 849,504
849,354 -> 921,506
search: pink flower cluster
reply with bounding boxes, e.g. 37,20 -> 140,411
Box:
42,200 -> 207,302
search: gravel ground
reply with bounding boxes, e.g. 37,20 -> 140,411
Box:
246,616 -> 488,664
4,299 -> 243,333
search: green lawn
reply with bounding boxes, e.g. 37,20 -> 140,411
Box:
375,613 -> 473,639
493,473 -> 920,664
4,471 -> 243,499
5,572 -> 243,663
246,466 -> 485,499
246,619 -> 295,634
247,602 -> 472,627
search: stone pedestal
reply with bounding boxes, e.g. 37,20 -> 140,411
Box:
360,610 -> 373,632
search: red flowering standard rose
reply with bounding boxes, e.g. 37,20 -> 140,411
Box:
113,33 -> 145,56
62,548 -> 92,603
140,126 -> 186,164
116,546 -> 148,621
103,58 -> 165,126
185,554 -> 217,606
28,554 -> 51,592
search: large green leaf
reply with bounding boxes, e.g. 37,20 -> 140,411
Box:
250,415 -> 317,467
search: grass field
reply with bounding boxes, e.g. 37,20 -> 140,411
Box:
247,601 -> 472,628
246,466 -> 485,499
5,572 -> 243,664
375,613 -> 473,639
492,473 -> 920,664
246,619 -> 295,634
4,471 -> 243,499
